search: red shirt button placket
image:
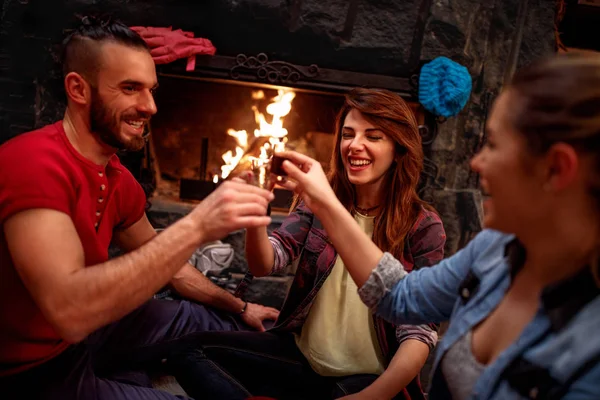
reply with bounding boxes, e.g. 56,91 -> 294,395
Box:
96,171 -> 107,230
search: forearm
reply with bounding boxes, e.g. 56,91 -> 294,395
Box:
362,340 -> 430,399
171,263 -> 245,313
315,199 -> 384,287
61,216 -> 203,341
245,226 -> 275,277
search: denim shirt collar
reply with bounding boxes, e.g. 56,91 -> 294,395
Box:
505,239 -> 600,331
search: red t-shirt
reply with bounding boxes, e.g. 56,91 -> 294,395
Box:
0,121 -> 146,376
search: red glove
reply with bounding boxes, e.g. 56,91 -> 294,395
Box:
130,26 -> 216,71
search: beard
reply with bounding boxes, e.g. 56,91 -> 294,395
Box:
90,89 -> 148,152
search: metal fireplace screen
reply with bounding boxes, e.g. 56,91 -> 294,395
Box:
148,53 -> 440,209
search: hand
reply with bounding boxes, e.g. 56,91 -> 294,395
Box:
232,170 -> 276,191
230,171 -> 254,184
240,302 -> 280,332
190,181 -> 274,243
275,151 -> 337,214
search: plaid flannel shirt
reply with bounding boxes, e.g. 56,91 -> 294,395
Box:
236,202 -> 446,399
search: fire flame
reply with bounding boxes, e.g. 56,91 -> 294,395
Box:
227,128 -> 248,148
218,89 -> 295,181
219,146 -> 244,180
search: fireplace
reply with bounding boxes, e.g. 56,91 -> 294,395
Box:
145,52 -> 435,212
149,76 -> 344,209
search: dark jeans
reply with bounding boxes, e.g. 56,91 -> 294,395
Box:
166,330 -> 406,400
1,299 -> 250,400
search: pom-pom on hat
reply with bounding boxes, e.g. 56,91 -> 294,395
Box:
419,56 -> 472,118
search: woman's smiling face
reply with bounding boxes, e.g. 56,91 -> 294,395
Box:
340,109 -> 396,190
470,90 -> 550,232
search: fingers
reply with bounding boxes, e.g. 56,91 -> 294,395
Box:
266,308 -> 280,320
222,216 -> 271,236
231,171 -> 254,184
276,178 -> 299,193
281,160 -> 308,183
232,216 -> 272,229
233,202 -> 270,217
230,181 -> 273,198
265,178 -> 276,192
218,181 -> 274,202
245,317 -> 265,332
277,150 -> 315,167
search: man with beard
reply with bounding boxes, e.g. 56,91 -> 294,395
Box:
0,19 -> 277,399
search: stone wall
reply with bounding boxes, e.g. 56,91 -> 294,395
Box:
0,0 -> 556,301
419,0 -> 556,251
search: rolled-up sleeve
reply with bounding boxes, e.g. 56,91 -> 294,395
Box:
359,230 -> 505,325
358,252 -> 407,309
269,236 -> 291,275
396,323 -> 438,351
269,202 -> 314,274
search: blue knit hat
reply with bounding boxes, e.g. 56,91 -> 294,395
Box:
419,57 -> 472,118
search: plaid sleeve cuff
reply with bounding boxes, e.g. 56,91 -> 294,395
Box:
358,252 -> 407,309
269,236 -> 290,275
396,324 -> 438,351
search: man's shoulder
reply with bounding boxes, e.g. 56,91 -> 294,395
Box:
0,122 -> 65,161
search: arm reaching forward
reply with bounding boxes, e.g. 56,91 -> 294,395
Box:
4,181 -> 273,343
276,151 -> 494,325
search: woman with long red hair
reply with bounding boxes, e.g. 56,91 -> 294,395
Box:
168,88 -> 447,400
261,53 -> 600,399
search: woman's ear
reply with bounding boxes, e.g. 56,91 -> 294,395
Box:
64,72 -> 92,105
543,142 -> 579,191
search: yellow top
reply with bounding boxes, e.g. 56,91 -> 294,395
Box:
294,213 -> 385,376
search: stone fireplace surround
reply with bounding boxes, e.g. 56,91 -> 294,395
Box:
0,0 -> 556,305
0,0 -> 557,394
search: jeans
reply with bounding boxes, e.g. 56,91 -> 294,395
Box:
1,299 -> 250,400
166,331 -> 408,400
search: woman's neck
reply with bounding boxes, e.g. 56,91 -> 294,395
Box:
517,213 -> 599,286
354,181 -> 383,209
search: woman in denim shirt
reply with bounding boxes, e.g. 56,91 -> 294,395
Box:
275,53 -> 600,399
169,89 -> 446,400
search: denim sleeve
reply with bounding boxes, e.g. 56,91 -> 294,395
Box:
358,229 -> 500,325
563,362 -> 600,400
